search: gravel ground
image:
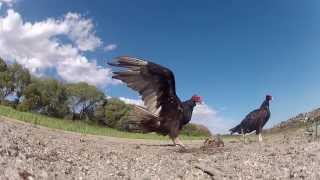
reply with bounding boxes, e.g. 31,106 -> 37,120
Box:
0,117 -> 320,180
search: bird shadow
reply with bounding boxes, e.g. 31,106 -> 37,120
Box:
175,146 -> 226,155
139,144 -> 176,147
135,144 -> 226,155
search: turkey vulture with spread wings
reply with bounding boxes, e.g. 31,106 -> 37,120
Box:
229,95 -> 272,142
108,56 -> 202,147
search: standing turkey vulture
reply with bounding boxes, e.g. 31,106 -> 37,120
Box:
229,95 -> 272,142
108,56 -> 202,147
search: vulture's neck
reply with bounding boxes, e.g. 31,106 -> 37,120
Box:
182,99 -> 196,111
181,99 -> 196,124
260,100 -> 269,110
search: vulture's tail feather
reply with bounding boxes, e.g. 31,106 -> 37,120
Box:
229,124 -> 242,135
127,105 -> 160,133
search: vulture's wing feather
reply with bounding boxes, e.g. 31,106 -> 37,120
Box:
261,110 -> 271,127
108,56 -> 182,117
241,109 -> 268,130
243,109 -> 261,121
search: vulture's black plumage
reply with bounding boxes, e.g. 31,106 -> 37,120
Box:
229,95 -> 272,141
108,56 -> 202,147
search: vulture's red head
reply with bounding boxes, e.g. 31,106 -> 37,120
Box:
192,95 -> 202,104
266,94 -> 273,101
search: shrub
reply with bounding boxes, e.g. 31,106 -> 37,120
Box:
180,123 -> 212,137
103,98 -> 131,130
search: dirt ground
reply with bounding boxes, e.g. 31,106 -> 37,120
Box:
0,117 -> 319,180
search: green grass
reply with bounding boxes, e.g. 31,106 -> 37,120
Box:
0,105 -> 206,140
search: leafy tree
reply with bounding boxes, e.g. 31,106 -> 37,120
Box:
103,98 -> 131,130
0,58 -> 14,102
0,57 -> 7,71
92,99 -> 108,123
9,63 -> 31,103
0,58 -> 31,105
0,72 -> 13,101
17,80 -> 41,111
66,82 -> 105,120
18,78 -> 69,118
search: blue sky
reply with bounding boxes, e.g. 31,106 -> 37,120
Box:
1,0 -> 320,133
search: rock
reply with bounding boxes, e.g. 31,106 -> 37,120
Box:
18,170 -> 34,180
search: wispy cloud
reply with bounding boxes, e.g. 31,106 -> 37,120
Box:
119,97 -> 144,106
0,9 -> 118,87
0,0 -> 15,7
104,44 -> 117,52
118,97 -> 232,134
191,103 -> 232,134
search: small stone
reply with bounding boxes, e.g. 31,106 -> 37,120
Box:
117,171 -> 125,176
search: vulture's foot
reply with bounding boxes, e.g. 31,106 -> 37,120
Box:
172,137 -> 186,149
177,144 -> 187,152
258,133 -> 263,142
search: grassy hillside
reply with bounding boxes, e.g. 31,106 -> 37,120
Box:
0,105 -> 207,140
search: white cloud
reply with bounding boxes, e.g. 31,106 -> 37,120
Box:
119,97 -> 144,106
119,96 -> 231,134
0,9 -> 117,87
104,44 -> 117,51
0,0 -> 15,7
192,103 -> 232,134
64,13 -> 102,51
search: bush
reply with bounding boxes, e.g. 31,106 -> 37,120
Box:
66,82 -> 105,120
103,98 -> 131,130
19,78 -> 69,118
180,123 -> 212,137
0,100 -> 17,108
0,59 -> 31,103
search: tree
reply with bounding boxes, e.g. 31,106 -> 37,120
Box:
18,80 -> 42,111
18,78 -> 69,118
66,82 -> 105,120
0,59 -> 31,105
0,58 -> 14,102
9,63 -> 31,103
92,99 -> 108,123
103,98 -> 131,130
0,57 -> 7,72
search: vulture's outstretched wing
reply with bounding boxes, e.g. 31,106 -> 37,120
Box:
108,56 -> 182,117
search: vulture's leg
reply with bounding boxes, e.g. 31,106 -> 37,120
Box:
241,129 -> 246,144
257,126 -> 263,142
170,122 -> 185,148
171,137 -> 185,148
258,133 -> 263,142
